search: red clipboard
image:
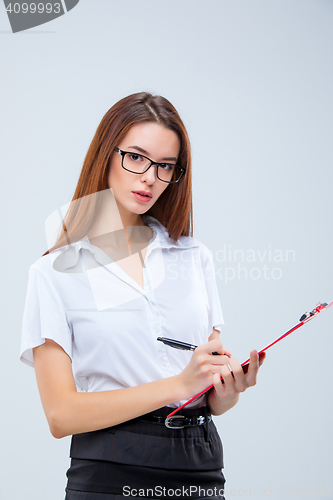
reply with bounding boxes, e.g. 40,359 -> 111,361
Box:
167,301 -> 333,418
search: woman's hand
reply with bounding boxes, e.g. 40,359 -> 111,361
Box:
176,325 -> 266,415
208,350 -> 266,415
177,337 -> 233,399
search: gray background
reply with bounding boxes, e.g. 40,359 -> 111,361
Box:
1,0 -> 332,499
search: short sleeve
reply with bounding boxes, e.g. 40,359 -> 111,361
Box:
20,265 -> 73,367
202,247 -> 224,335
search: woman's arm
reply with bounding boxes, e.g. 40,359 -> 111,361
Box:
33,336 -> 231,439
206,329 -> 265,415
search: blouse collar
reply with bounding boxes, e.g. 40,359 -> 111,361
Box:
51,216 -> 199,273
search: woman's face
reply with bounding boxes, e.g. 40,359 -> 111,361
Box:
107,122 -> 180,223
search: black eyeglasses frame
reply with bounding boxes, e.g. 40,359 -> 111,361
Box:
114,147 -> 185,184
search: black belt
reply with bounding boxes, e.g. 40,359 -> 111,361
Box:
137,413 -> 212,429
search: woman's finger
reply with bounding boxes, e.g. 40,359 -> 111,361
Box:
227,356 -> 246,392
212,372 -> 225,400
245,350 -> 260,387
209,354 -> 232,366
220,364 -> 235,389
198,338 -> 224,355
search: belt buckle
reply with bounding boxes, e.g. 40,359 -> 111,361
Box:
165,415 -> 186,429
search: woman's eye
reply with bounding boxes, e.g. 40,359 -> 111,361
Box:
159,163 -> 174,171
129,154 -> 142,162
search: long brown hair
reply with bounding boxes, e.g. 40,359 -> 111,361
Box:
43,92 -> 193,257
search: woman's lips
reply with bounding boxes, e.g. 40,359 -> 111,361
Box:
132,191 -> 152,202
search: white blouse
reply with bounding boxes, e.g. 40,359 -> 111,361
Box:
20,215 -> 224,408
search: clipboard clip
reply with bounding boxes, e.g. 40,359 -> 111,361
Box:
299,302 -> 328,322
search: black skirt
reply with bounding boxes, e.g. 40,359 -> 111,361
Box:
65,406 -> 226,500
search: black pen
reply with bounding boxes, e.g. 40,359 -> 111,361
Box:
157,337 -> 197,351
157,337 -> 219,355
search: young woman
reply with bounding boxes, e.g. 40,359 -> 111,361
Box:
20,92 -> 265,500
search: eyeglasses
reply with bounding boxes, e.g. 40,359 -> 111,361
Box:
114,147 -> 185,184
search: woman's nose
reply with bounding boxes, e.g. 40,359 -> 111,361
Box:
141,164 -> 157,184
